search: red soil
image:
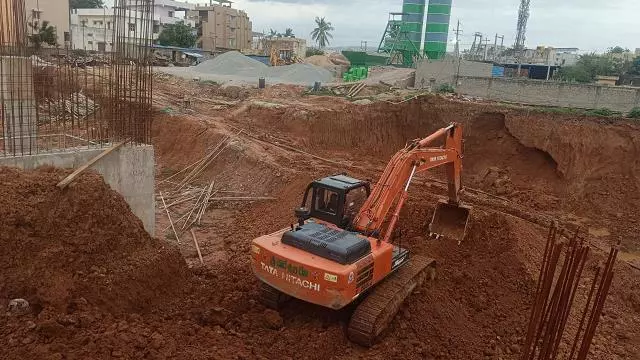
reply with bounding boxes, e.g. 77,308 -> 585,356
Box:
1,88 -> 639,359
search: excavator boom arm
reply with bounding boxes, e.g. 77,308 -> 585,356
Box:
353,123 -> 464,238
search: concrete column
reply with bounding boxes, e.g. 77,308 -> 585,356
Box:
1,56 -> 37,154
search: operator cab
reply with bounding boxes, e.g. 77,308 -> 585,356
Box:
295,174 -> 371,229
284,174 -> 373,265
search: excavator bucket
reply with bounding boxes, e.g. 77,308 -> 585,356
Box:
429,200 -> 472,242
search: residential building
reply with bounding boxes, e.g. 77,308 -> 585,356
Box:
188,1 -> 252,51
554,48 -> 579,66
500,46 -> 581,67
263,37 -> 307,60
70,0 -> 195,52
24,0 -> 71,46
608,50 -> 635,62
127,0 -> 196,29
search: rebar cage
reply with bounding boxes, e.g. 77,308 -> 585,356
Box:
0,0 -> 154,157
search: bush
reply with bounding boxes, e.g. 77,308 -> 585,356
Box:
584,108 -> 622,117
305,48 -> 325,57
628,107 -> 640,119
437,83 -> 455,94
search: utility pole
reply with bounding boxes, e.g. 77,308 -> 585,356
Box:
453,20 -> 463,86
453,20 -> 462,59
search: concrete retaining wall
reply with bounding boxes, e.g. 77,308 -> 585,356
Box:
415,59 -> 493,89
456,76 -> 640,113
0,145 -> 155,235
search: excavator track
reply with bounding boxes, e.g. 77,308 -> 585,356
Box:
258,282 -> 291,310
347,255 -> 436,347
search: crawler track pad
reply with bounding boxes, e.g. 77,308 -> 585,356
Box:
347,256 -> 436,347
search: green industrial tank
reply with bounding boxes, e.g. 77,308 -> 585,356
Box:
400,0 -> 426,52
424,0 -> 452,59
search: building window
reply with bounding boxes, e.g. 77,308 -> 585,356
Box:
153,24 -> 160,34
94,21 -> 103,26
107,22 -> 111,30
87,33 -> 93,37
88,41 -> 93,45
64,32 -> 70,42
128,23 -> 136,32
168,11 -> 175,17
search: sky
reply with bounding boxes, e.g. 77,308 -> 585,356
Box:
114,0 -> 640,53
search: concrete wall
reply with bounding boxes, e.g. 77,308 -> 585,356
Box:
415,58 -> 493,89
456,77 -> 640,113
0,145 -> 155,235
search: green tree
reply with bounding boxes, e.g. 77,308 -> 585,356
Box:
305,47 -> 324,57
558,53 -> 626,83
70,0 -> 104,8
267,28 -> 278,39
310,17 -> 334,48
607,46 -> 629,54
157,22 -> 196,48
284,28 -> 295,38
28,21 -> 57,49
627,57 -> 640,75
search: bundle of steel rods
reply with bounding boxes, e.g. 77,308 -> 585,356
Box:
156,132 -> 275,241
521,223 -> 620,360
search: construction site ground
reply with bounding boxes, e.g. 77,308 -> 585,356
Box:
2,75 -> 640,359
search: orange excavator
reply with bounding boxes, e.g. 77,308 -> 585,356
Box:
251,123 -> 472,346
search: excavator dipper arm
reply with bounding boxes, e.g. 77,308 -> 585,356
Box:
353,123 -> 465,242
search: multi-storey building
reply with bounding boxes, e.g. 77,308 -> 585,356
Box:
188,1 -> 252,51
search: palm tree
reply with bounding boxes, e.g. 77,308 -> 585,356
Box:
268,28 -> 278,39
28,21 -> 57,49
310,17 -> 334,48
284,28 -> 295,38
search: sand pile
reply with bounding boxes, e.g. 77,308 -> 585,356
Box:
159,51 -> 334,85
195,51 -> 268,77
0,166 -> 189,315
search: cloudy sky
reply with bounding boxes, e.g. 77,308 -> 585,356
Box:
149,0 -> 639,53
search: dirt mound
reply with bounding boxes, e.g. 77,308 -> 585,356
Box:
305,55 -> 334,67
0,166 -> 188,314
368,200 -> 537,359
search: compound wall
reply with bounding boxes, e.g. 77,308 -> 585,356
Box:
456,77 -> 640,112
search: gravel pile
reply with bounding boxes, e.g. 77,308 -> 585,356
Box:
158,51 -> 334,85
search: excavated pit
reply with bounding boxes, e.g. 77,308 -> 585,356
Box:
2,89 -> 639,359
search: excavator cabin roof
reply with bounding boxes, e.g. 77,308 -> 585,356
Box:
314,174 -> 368,191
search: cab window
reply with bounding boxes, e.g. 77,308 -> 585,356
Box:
344,186 -> 368,222
315,188 -> 339,215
